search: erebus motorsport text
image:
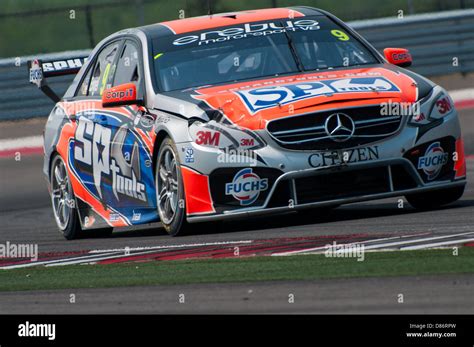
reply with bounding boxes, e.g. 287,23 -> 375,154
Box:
173,19 -> 320,46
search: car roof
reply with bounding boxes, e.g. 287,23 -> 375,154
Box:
139,6 -> 325,38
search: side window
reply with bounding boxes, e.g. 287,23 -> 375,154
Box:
88,42 -> 120,97
113,41 -> 141,87
77,63 -> 93,96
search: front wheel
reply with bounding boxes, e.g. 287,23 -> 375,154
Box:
155,137 -> 188,236
405,185 -> 465,210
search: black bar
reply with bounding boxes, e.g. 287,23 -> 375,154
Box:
0,315 -> 473,345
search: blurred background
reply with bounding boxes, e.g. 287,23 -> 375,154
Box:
0,1 -> 472,126
1,0 -> 473,57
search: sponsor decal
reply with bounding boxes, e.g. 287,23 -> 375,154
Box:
435,96 -> 452,115
225,168 -> 268,205
195,130 -> 221,146
240,137 -> 255,147
391,52 -> 411,62
104,87 -> 134,100
29,59 -> 43,87
183,147 -> 195,163
173,20 -> 320,46
308,146 -> 380,168
42,58 -> 87,73
237,77 -> 400,113
417,142 -> 448,180
74,118 -> 147,202
110,213 -> 120,222
132,211 -> 141,221
84,215 -> 95,228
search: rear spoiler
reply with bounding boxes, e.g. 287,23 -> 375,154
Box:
28,56 -> 88,103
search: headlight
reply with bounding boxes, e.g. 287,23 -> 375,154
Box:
188,120 -> 266,150
408,89 -> 455,126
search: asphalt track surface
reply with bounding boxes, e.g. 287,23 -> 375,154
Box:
1,275 -> 473,314
0,112 -> 473,313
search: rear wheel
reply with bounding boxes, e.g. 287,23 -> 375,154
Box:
50,154 -> 113,240
405,185 -> 465,210
51,154 -> 83,240
155,137 -> 188,236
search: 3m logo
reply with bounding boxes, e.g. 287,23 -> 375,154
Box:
236,77 -> 400,114
195,131 -> 220,146
240,138 -> 255,147
436,97 -> 452,115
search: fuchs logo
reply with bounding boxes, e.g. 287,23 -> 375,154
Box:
237,77 -> 400,113
173,20 -> 320,46
225,168 -> 268,205
417,142 -> 448,180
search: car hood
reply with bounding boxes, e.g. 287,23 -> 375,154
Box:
165,65 -> 420,130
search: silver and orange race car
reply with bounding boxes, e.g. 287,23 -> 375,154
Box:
29,7 -> 467,239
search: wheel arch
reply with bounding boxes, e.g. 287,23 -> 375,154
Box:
152,130 -> 172,176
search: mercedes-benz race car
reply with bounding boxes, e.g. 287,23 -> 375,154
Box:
29,7 -> 467,239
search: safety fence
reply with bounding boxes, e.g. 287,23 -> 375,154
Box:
0,9 -> 473,121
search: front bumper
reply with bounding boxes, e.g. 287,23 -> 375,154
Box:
178,108 -> 466,222
186,157 -> 466,223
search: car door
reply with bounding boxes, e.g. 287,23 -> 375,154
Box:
69,38 -> 157,227
105,39 -> 158,224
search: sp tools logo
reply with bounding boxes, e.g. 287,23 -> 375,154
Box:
236,77 -> 400,114
74,118 -> 147,202
225,168 -> 268,206
417,142 -> 449,180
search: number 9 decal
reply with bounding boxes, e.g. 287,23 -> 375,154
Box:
331,29 -> 349,41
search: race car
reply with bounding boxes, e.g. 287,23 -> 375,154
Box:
29,6 -> 466,239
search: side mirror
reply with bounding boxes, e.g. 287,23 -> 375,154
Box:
384,48 -> 412,67
102,83 -> 140,107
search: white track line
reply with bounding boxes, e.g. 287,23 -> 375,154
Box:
0,251 -> 120,270
0,240 -> 254,270
0,135 -> 42,151
273,232 -> 474,256
89,240 -> 253,254
272,233 -> 426,256
402,238 -> 474,250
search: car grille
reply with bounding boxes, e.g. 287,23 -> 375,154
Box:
290,164 -> 417,205
294,167 -> 390,204
264,164 -> 419,207
267,106 -> 404,150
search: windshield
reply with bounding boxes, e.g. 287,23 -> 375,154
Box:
151,16 -> 378,92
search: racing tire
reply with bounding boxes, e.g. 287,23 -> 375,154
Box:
155,137 -> 189,236
405,185 -> 465,210
50,154 -> 83,240
50,154 -> 113,240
